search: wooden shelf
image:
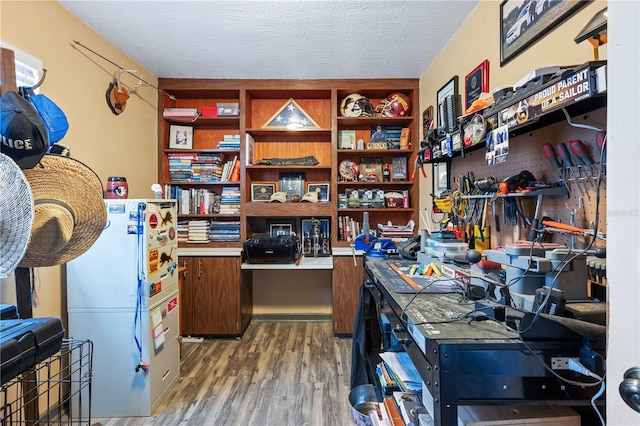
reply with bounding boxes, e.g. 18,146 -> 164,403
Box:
244,202 -> 333,217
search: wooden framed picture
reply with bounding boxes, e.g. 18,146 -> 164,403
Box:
278,172 -> 305,201
307,183 -> 330,202
422,105 -> 434,137
464,60 -> 490,111
500,0 -> 591,66
169,125 -> 193,149
250,183 -> 275,202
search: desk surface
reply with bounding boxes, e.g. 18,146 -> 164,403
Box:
365,257 -> 519,341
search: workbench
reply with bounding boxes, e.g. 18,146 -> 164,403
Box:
363,256 -> 604,425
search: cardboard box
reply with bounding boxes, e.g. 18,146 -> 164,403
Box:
458,405 -> 580,426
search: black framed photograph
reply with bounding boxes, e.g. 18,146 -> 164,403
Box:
269,223 -> 293,238
307,183 -> 330,202
169,125 -> 193,149
266,218 -> 296,238
500,0 -> 591,66
250,183 -> 275,202
436,76 -> 458,130
278,172 -> 305,202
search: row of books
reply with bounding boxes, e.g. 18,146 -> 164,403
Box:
378,219 -> 415,240
367,391 -> 430,426
369,351 -> 429,426
168,152 -> 240,182
220,186 -> 241,215
167,186 -> 221,215
338,215 -> 366,242
177,220 -> 241,243
217,134 -> 240,150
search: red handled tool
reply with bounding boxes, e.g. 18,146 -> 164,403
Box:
542,143 -> 562,170
596,130 -> 606,164
569,140 -> 595,165
557,142 -> 587,198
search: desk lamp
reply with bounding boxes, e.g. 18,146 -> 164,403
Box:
574,7 -> 607,61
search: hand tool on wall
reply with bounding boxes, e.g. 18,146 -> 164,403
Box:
541,219 -> 606,241
569,139 -> 596,188
596,130 -> 607,164
527,194 -> 543,242
542,143 -> 568,191
556,142 -> 588,199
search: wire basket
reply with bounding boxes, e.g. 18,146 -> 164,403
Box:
0,339 -> 94,425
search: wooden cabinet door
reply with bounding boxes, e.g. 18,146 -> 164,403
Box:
180,257 -> 198,336
332,255 -> 364,335
191,256 -> 239,335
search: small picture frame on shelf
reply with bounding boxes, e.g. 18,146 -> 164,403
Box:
267,218 -> 296,238
250,183 -> 276,202
169,125 -> 193,149
391,156 -> 407,181
360,157 -> 383,182
339,130 -> 356,150
269,223 -> 293,238
307,183 -> 330,202
278,172 -> 305,202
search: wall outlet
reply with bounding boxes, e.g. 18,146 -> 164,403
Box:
551,357 -> 579,370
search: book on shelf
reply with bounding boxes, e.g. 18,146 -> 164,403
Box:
245,133 -> 254,165
383,397 -> 404,426
392,391 -> 425,426
163,108 -> 201,118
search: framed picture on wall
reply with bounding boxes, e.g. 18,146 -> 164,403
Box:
500,0 -> 592,66
436,76 -> 458,131
464,60 -> 489,111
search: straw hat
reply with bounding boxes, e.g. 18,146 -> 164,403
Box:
0,153 -> 34,278
18,154 -> 107,267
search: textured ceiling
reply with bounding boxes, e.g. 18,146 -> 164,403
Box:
58,0 -> 479,80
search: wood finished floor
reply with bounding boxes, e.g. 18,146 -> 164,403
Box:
93,321 -> 355,426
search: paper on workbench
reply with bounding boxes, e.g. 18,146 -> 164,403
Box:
380,351 -> 422,391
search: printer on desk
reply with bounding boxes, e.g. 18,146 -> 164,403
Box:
242,235 -> 301,264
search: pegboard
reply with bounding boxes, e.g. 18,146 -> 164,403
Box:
447,107 -> 606,248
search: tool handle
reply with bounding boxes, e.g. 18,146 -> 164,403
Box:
569,140 -> 595,165
596,130 -> 607,163
542,144 -> 561,169
542,219 -> 583,234
556,143 -> 574,168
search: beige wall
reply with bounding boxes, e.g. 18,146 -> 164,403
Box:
419,0 -> 607,209
1,1 -> 158,319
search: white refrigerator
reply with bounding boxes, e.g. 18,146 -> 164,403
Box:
67,199 -> 180,418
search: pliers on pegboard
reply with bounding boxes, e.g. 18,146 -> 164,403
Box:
411,148 -> 428,179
